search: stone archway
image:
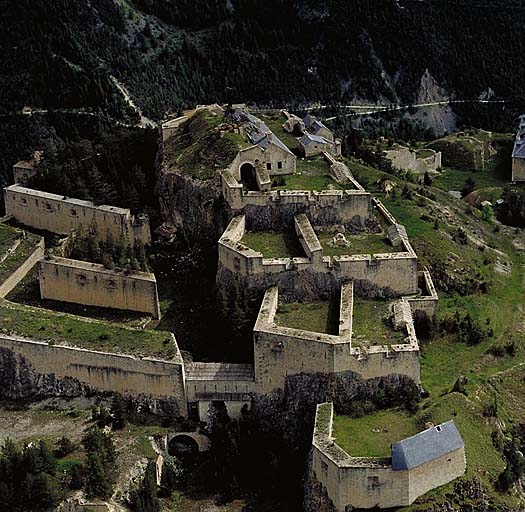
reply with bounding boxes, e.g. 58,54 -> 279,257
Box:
239,162 -> 258,191
167,434 -> 200,457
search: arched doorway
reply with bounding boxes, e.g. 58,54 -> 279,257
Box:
168,434 -> 199,457
239,162 -> 258,191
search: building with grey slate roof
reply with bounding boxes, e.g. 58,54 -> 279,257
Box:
512,115 -> 525,181
311,402 -> 466,510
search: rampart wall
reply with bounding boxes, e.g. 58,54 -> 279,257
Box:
512,157 -> 525,182
4,185 -> 151,245
221,170 -> 373,229
38,257 -> 161,319
218,215 -> 419,296
383,146 -> 441,174
253,285 -> 420,394
0,333 -> 187,416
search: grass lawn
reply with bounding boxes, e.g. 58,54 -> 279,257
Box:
0,223 -> 21,255
271,156 -> 347,191
0,301 -> 177,359
258,113 -> 299,151
241,231 -> 305,259
416,148 -> 435,159
0,231 -> 41,284
316,231 -> 398,256
332,408 -> 418,458
351,300 -> 406,347
275,301 -> 339,334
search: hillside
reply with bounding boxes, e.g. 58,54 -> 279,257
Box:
4,0 -> 525,121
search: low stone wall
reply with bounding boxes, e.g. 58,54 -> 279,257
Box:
382,146 -> 441,174
0,333 -> 187,416
406,270 -> 439,318
253,285 -> 420,394
0,237 -> 44,298
38,257 -> 161,319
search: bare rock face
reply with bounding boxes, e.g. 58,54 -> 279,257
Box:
0,347 -> 89,400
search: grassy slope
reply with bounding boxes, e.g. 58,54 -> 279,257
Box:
341,153 -> 525,509
0,300 -> 177,359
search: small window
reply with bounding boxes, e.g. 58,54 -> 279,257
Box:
266,162 -> 272,170
321,460 -> 328,474
70,208 -> 77,217
21,198 -> 27,205
367,476 -> 380,490
277,161 -> 283,169
44,203 -> 52,211
106,279 -> 117,290
436,425 -> 442,432
76,274 -> 87,286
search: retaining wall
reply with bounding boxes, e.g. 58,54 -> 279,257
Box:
0,333 -> 187,416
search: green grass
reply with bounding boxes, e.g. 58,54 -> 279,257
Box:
351,300 -> 406,347
316,231 -> 398,256
258,113 -> 299,151
332,408 -> 418,458
275,301 -> 338,334
270,156 -> 346,191
0,223 -> 21,255
241,231 -> 305,259
0,301 -> 177,359
415,149 -> 435,159
0,231 -> 41,284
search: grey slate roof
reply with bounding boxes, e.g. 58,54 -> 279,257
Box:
228,108 -> 293,155
512,116 -> 525,159
299,133 -> 329,147
310,119 -> 329,134
392,420 -> 464,471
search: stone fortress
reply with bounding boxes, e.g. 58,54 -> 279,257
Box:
382,143 -> 442,175
0,105 -> 465,510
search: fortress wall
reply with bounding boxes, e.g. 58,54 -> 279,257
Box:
512,157 -> 525,182
0,334 -> 187,415
38,257 -> 161,318
295,214 -> 323,264
407,448 -> 466,504
221,172 -> 373,226
0,237 -> 45,298
407,271 -> 439,318
4,186 -> 151,245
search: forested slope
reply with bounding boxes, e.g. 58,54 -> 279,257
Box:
3,0 -> 525,120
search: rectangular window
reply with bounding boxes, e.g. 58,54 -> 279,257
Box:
367,476 -> 380,490
278,161 -> 283,169
266,162 -> 272,170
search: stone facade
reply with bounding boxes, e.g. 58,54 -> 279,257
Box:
382,145 -> 442,174
38,256 -> 161,319
311,402 -> 466,510
253,284 -> 421,394
184,362 -> 255,420
0,333 -> 187,416
512,116 -> 525,181
4,185 -> 151,245
13,160 -> 37,185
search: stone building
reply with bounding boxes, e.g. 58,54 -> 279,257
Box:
382,145 -> 442,175
38,256 -> 161,318
227,109 -> 296,187
298,133 -> 342,157
311,402 -> 466,510
4,185 -> 151,245
512,115 -> 525,181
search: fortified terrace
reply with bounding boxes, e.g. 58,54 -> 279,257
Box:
0,104 -> 465,510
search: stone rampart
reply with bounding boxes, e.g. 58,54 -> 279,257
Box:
221,169 -> 372,229
4,185 -> 151,245
253,285 -> 420,394
218,214 -> 418,296
383,146 -> 441,174
0,237 -> 45,298
38,257 -> 161,319
311,402 -> 466,510
0,333 -> 187,416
